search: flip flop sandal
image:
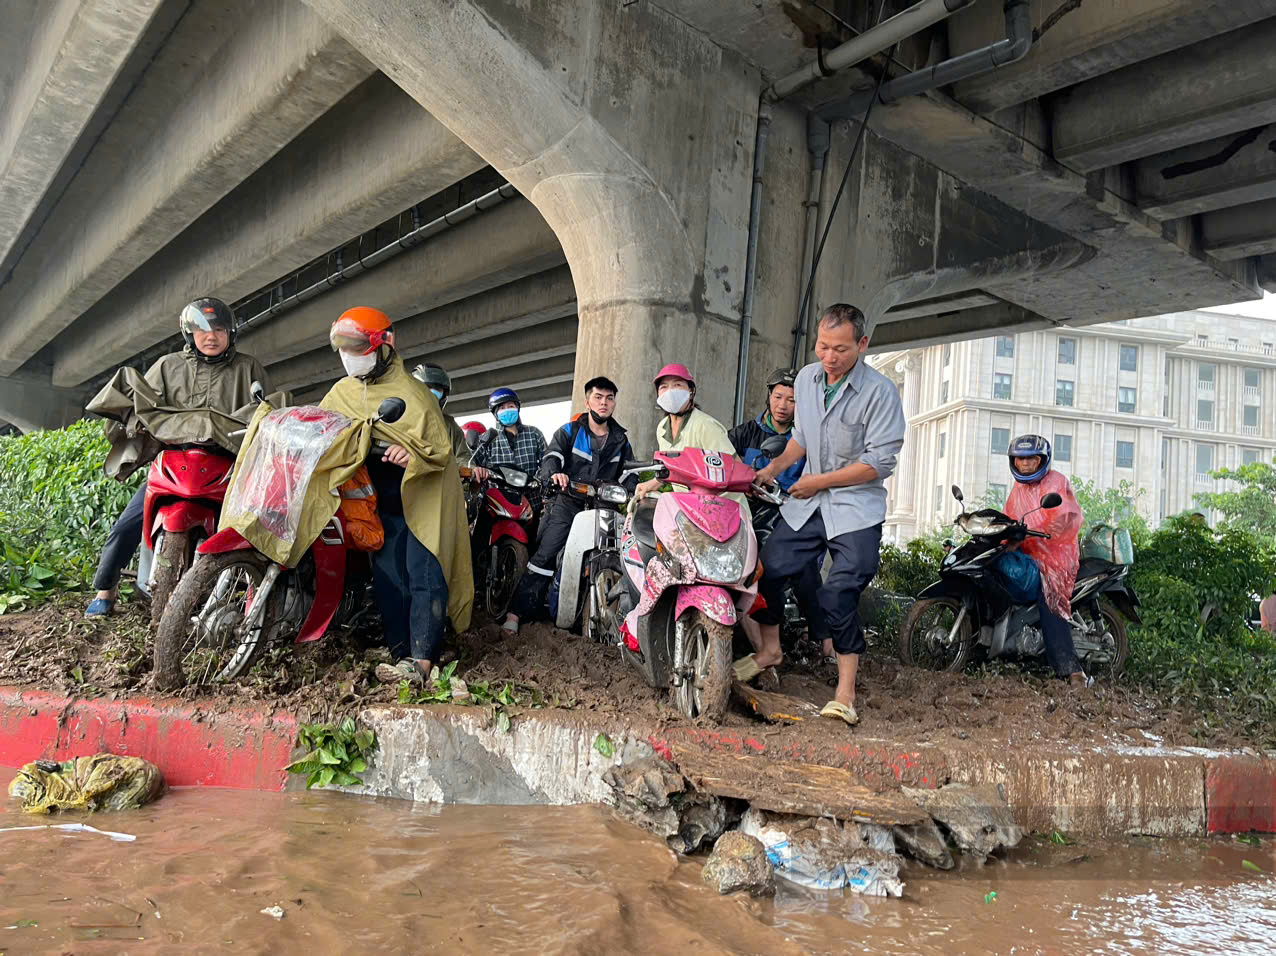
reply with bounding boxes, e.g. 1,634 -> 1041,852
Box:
733,654 -> 763,682
819,700 -> 859,726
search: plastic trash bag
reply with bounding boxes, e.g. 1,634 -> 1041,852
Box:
739,808 -> 904,897
8,754 -> 165,813
994,550 -> 1041,604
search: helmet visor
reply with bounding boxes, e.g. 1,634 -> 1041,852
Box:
180,303 -> 232,335
329,316 -> 386,354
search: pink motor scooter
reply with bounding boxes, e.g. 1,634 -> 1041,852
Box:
607,447 -> 781,721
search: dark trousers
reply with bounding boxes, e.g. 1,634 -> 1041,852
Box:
92,483 -> 147,591
1037,592 -> 1081,678
371,513 -> 448,663
511,496 -> 583,619
791,562 -> 829,643
755,512 -> 881,656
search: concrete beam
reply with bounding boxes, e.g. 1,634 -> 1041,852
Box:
448,382 -> 572,417
49,75 -> 483,387
450,354 -> 576,404
1133,125 -> 1276,220
1199,198 -> 1276,260
870,302 -> 1050,352
0,0 -> 375,375
0,0 -> 166,274
949,0 -> 1276,113
883,292 -> 999,321
237,199 -> 565,364
1051,19 -> 1276,172
0,372 -> 88,433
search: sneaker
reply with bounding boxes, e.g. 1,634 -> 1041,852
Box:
85,598 -> 115,617
376,660 -> 425,685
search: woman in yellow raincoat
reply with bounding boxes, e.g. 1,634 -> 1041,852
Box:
322,307 -> 473,683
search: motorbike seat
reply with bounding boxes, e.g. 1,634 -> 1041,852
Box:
631,497 -> 659,561
1077,556 -> 1117,580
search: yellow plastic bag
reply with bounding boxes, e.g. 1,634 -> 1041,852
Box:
7,754 -> 165,813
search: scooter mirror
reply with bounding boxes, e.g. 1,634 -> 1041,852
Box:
376,397 -> 407,424
759,434 -> 789,458
1040,492 -> 1063,509
951,484 -> 964,502
250,380 -> 266,403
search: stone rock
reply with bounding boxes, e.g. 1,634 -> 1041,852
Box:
701,831 -> 775,896
893,818 -> 955,869
602,756 -> 727,853
903,782 -> 1024,863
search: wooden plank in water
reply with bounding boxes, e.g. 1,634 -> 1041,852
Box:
671,744 -> 928,826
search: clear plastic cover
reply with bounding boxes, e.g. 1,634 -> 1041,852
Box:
223,406 -> 353,547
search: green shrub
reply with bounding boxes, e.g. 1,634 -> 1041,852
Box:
0,420 -> 141,612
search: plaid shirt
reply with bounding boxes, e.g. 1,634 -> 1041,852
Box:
473,423 -> 548,505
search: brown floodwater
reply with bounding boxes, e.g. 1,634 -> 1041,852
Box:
2,767 -> 1274,955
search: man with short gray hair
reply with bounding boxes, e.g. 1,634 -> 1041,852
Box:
747,303 -> 906,727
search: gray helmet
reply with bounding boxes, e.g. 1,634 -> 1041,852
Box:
412,363 -> 452,407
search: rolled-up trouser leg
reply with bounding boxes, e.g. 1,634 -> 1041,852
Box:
92,484 -> 147,591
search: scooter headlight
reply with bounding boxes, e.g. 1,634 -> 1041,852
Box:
957,513 -> 1012,536
675,513 -> 745,584
597,482 -> 629,505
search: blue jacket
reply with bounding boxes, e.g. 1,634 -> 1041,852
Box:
728,412 -> 805,491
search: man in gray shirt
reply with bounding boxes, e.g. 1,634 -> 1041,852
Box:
749,303 -> 906,727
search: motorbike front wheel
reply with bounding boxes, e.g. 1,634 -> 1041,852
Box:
898,597 -> 974,672
484,539 -> 528,619
673,609 -> 733,722
153,550 -> 279,691
148,529 -> 196,629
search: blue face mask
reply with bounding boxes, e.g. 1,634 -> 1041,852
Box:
496,408 -> 520,427
429,388 -> 444,402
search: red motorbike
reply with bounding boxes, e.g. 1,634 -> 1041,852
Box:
152,398 -> 405,690
464,465 -> 538,618
141,445 -> 235,625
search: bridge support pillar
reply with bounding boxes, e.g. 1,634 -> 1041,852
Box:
0,373 -> 87,433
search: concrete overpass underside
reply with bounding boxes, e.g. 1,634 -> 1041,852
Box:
2,0 -> 1275,443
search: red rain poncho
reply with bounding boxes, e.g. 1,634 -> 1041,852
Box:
1004,470 -> 1082,620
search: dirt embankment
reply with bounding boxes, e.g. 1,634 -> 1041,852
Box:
0,594 -> 1239,752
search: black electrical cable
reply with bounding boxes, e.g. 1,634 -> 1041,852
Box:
791,39 -> 898,366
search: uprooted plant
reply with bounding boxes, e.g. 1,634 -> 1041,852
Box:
397,660 -> 572,732
285,717 -> 378,789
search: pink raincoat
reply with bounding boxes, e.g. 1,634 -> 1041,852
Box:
1004,470 -> 1083,620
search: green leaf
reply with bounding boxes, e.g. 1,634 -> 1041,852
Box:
317,766 -> 335,788
1241,859 -> 1264,873
353,729 -> 376,752
340,716 -> 357,737
348,757 -> 367,774
13,919 -> 38,928
332,771 -> 360,787
496,711 -> 511,734
70,665 -> 84,684
593,733 -> 615,758
317,746 -> 341,765
984,891 -> 997,904
27,565 -> 55,580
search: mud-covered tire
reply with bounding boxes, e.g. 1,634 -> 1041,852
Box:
153,550 -> 276,691
484,539 -> 528,619
148,530 -> 193,629
673,610 -> 733,722
584,551 -> 626,645
897,597 -> 974,672
1085,601 -> 1129,679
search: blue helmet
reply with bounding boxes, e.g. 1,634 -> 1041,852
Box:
1008,434 -> 1051,483
487,387 -> 520,414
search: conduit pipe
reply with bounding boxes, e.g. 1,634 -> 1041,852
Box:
236,183 -> 519,335
767,0 -> 976,101
792,115 -> 831,366
733,103 -> 772,424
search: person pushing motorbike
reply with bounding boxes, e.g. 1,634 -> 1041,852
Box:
85,297 -> 270,617
1003,435 -> 1088,688
321,307 -> 473,683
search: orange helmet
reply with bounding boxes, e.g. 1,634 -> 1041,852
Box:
330,306 -> 392,355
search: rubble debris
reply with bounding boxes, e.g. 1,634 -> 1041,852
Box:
739,808 -> 904,896
892,818 -> 955,870
731,682 -> 820,723
671,744 -> 928,826
701,831 -> 775,896
602,757 -> 726,854
903,782 -> 1024,862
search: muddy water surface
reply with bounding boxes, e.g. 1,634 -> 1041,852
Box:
2,767 -> 1274,954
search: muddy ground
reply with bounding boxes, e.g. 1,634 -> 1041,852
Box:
0,593 -> 1246,753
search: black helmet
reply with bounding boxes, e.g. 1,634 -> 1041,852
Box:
1008,434 -> 1052,483
766,367 -> 798,390
412,363 -> 452,407
179,297 -> 236,364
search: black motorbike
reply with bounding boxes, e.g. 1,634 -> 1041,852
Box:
897,485 -> 1138,677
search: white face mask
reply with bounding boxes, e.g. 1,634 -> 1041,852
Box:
341,350 -> 378,377
657,388 -> 691,415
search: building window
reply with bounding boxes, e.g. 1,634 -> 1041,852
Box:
1243,448 -> 1261,465
1055,434 -> 1072,462
940,380 -> 949,403
990,427 -> 1010,455
1265,342 -> 1274,356
987,483 -> 1007,506
1244,404 -> 1260,428
1229,337 -> 1240,350
938,432 -> 947,458
1057,337 -> 1076,365
934,485 -> 943,513
1197,334 -> 1208,346
1244,367 -> 1261,389
996,336 -> 1015,358
1196,443 -> 1215,476
1115,440 -> 1135,469
1197,398 -> 1214,423
943,342 -> 951,367
1119,344 -> 1138,372
993,373 -> 1012,400
1118,386 -> 1137,413
1161,437 -> 1168,470
1198,362 -> 1216,386
1055,380 -> 1074,407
